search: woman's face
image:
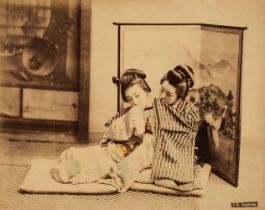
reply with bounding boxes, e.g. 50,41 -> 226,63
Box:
125,83 -> 148,109
160,80 -> 178,105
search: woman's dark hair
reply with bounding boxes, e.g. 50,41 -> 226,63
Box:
119,69 -> 151,102
160,65 -> 194,99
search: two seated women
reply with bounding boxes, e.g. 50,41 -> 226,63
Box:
51,65 -> 212,192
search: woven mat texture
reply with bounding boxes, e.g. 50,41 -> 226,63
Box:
0,164 -> 198,210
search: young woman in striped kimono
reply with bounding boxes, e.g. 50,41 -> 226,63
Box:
151,65 -> 200,185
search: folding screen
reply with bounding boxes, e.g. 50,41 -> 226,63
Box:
114,23 -> 246,186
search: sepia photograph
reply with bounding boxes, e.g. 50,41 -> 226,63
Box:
0,0 -> 264,210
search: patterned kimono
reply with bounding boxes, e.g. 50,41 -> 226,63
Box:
50,105 -> 154,185
101,106 -> 155,161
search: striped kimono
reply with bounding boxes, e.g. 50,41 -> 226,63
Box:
151,98 -> 199,183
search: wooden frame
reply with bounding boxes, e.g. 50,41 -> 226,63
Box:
114,22 -> 246,186
78,0 -> 91,143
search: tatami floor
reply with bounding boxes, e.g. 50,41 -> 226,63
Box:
0,132 -> 264,210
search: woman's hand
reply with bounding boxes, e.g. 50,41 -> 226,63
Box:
127,105 -> 145,137
128,105 -> 145,137
204,112 -> 220,151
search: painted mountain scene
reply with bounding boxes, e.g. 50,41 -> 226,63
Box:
190,31 -> 240,181
187,58 -> 239,181
189,58 -> 238,141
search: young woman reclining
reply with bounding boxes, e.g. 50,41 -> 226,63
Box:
50,68 -> 155,185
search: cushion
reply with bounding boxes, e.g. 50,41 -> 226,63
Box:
19,159 -> 211,197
